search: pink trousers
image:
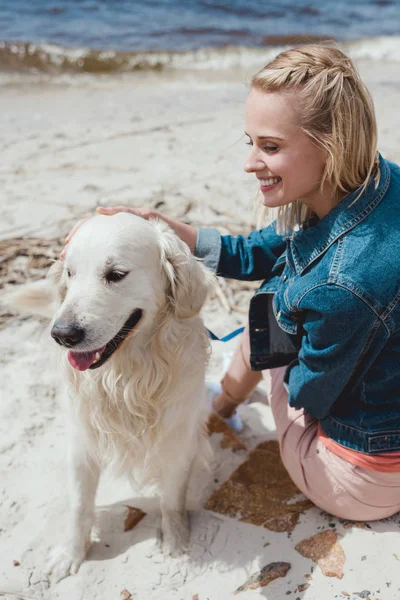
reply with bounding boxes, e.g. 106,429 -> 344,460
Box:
222,328 -> 400,521
265,366 -> 400,520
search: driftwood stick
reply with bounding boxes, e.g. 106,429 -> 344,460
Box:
214,280 -> 232,313
230,304 -> 248,315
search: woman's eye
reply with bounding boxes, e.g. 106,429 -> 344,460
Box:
66,269 -> 72,278
106,271 -> 128,283
245,139 -> 278,152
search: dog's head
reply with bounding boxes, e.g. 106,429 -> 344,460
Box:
50,214 -> 212,372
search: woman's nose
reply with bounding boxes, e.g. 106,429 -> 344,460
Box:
244,147 -> 265,173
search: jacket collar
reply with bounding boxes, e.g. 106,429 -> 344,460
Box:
289,154 -> 391,274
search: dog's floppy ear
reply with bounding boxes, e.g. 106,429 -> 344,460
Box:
155,222 -> 213,319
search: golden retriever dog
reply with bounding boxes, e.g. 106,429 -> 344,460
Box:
9,213 -> 213,582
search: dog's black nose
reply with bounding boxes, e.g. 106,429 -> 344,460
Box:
51,323 -> 85,347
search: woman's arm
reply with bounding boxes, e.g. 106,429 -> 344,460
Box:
195,222 -> 286,281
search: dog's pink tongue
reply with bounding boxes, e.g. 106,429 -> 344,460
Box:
68,348 -> 104,371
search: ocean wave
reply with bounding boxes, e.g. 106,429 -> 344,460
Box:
0,36 -> 399,76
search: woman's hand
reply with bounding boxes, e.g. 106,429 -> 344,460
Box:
60,205 -> 198,259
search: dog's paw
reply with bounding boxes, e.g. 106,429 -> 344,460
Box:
46,541 -> 88,583
161,510 -> 190,557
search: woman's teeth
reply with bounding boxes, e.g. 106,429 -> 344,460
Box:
260,177 -> 281,186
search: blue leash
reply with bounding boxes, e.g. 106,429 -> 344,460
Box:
207,326 -> 244,342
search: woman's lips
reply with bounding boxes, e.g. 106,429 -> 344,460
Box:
259,178 -> 282,192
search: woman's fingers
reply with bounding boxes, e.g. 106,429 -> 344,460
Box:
96,206 -> 130,215
97,206 -> 157,220
65,217 -> 90,244
60,217 -> 90,259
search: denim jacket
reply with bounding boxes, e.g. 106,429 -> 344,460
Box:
196,154 -> 400,454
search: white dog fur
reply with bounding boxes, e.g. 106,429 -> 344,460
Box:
9,214 -> 214,582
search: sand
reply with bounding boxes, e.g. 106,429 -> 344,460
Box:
1,51 -> 400,600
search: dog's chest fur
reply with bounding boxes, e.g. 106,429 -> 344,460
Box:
62,328 -> 209,481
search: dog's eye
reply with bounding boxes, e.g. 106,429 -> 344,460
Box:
106,270 -> 128,283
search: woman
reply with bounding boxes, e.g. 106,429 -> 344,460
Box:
64,45 -> 400,521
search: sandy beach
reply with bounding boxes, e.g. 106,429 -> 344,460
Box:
1,44 -> 400,600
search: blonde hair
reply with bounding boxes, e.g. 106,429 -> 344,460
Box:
252,45 -> 380,232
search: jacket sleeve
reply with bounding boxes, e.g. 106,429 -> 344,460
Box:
284,284 -> 383,419
194,222 -> 286,281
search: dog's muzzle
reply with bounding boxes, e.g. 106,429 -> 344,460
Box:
51,309 -> 143,371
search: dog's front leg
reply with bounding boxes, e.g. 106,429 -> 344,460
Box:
160,457 -> 193,557
47,427 -> 100,582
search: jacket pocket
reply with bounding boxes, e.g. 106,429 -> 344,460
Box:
273,293 -> 298,335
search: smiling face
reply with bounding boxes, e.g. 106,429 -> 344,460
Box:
51,214 -> 166,371
244,88 -> 335,218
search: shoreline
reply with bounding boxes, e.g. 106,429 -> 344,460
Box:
0,36 -> 400,79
